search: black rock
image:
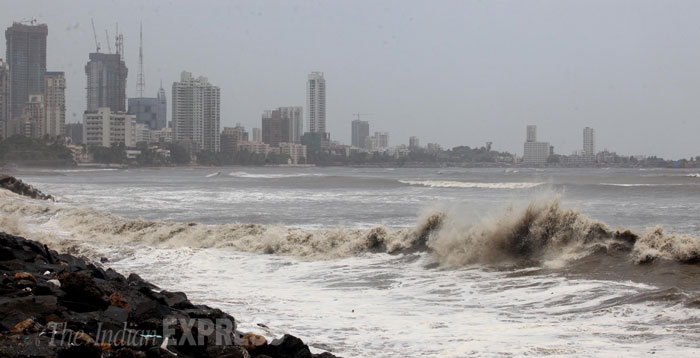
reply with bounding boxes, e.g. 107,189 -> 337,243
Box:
59,272 -> 109,311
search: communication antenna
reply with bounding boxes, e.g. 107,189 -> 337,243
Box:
352,113 -> 373,121
115,23 -> 124,60
136,22 -> 146,97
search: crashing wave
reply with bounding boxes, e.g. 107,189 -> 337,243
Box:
399,180 -> 543,189
228,171 -> 324,179
0,189 -> 698,267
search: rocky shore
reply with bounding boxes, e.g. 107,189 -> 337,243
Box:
0,175 -> 339,357
0,232 -> 339,358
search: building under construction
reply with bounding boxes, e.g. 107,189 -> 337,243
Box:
5,22 -> 48,120
85,52 -> 128,112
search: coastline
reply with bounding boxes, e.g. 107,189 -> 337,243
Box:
0,176 -> 339,358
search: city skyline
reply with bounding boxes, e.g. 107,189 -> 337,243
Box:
3,1 -> 700,158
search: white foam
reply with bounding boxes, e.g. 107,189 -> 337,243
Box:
399,180 -> 543,189
228,171 -> 324,179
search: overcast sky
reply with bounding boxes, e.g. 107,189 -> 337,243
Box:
3,0 -> 700,158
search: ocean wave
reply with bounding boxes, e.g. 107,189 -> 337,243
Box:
0,190 -> 697,267
600,183 -> 683,187
228,171 -> 325,179
685,173 -> 700,178
399,180 -> 543,189
205,171 -> 222,178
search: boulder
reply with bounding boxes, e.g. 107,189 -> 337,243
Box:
59,272 -> 109,311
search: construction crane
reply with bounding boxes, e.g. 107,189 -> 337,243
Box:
104,30 -> 112,53
91,19 -> 100,53
353,113 -> 372,121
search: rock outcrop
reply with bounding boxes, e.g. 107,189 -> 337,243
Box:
0,175 -> 54,200
0,232 -> 338,358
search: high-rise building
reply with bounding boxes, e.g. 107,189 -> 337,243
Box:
43,72 -> 65,137
526,125 -> 537,143
262,107 -> 303,147
351,119 -> 369,148
85,53 -> 128,112
19,94 -> 45,137
409,136 -> 420,150
306,72 -> 326,134
583,127 -> 596,162
5,22 -> 48,120
172,71 -> 220,152
83,107 -> 136,147
252,128 -> 262,143
220,125 -> 248,153
0,59 -> 9,139
128,84 -> 167,130
522,125 -> 551,164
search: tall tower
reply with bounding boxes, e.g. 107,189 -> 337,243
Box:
85,52 -> 128,112
172,71 -> 220,152
526,125 -> 537,143
136,23 -> 145,98
157,82 -> 167,129
306,72 -> 326,134
583,127 -> 596,162
43,72 -> 65,137
0,59 -> 9,139
5,22 -> 48,119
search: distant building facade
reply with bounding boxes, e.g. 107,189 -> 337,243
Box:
307,72 -> 326,134
237,141 -> 269,155
409,136 -> 420,150
5,22 -> 48,120
0,59 -> 9,138
261,107 -> 303,147
523,125 -> 551,164
220,125 -> 248,153
252,128 -> 262,142
583,127 -> 596,162
172,71 -> 220,152
85,53 -> 128,112
279,142 -> 307,164
43,72 -> 65,137
351,119 -> 369,148
128,85 -> 167,130
8,94 -> 45,137
83,107 -> 136,147
65,122 -> 83,144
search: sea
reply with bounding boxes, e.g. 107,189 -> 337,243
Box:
1,166 -> 699,357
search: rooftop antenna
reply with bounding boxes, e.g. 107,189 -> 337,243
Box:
136,22 -> 145,97
90,18 -> 100,53
104,29 -> 112,53
115,23 -> 124,60
352,113 -> 373,121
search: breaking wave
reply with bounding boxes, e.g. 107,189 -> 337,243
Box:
399,180 -> 543,189
228,171 -> 325,179
0,190 -> 698,267
686,173 -> 700,178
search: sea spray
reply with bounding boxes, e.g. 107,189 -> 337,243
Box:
1,189 -> 698,266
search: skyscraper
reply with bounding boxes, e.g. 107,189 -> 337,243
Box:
5,22 -> 48,120
306,72 -> 326,134
85,53 -> 128,112
583,127 -> 596,162
172,71 -> 220,152
262,107 -> 303,147
43,72 -> 65,137
523,125 -> 551,164
351,119 -> 369,148
0,59 -> 9,139
526,125 -> 537,143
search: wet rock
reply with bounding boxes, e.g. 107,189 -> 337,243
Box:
241,333 -> 267,351
206,345 -> 251,358
110,292 -> 132,310
0,175 -> 54,200
254,334 -> 313,358
59,272 -> 109,311
10,317 -> 36,333
13,272 -> 37,284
